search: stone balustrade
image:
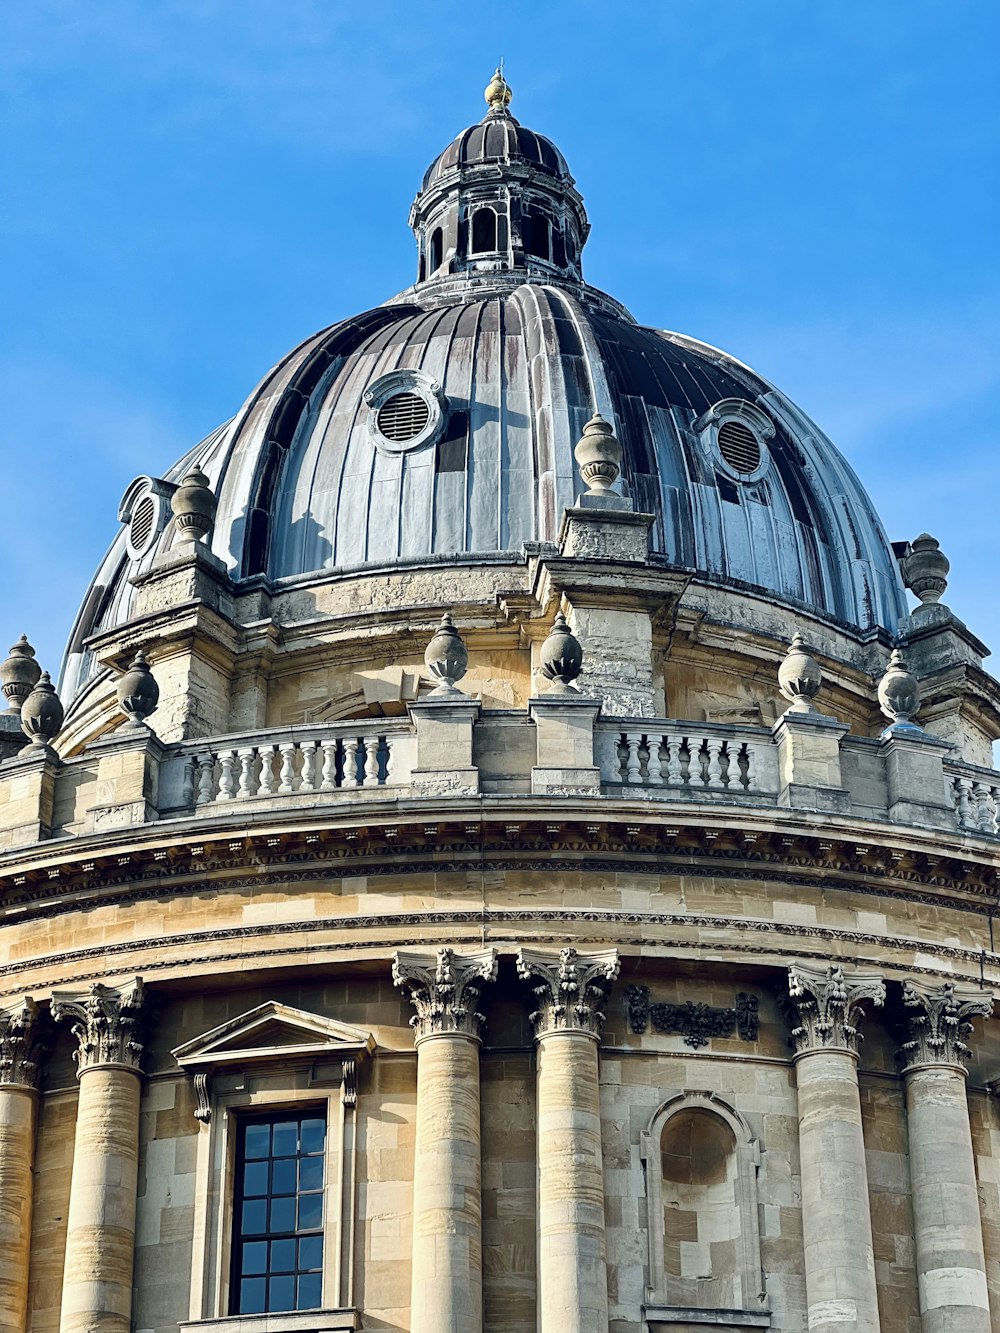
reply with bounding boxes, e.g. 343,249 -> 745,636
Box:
8,708 -> 1000,851
596,721 -> 777,796
159,721 -> 418,812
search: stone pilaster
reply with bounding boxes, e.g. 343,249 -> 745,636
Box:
784,963 -> 885,1333
899,981 -> 994,1333
516,947 -> 619,1333
51,979 -> 147,1333
0,999 -> 44,1333
392,948 -> 497,1333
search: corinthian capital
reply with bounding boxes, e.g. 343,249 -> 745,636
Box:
392,947 -> 498,1041
899,980 -> 994,1071
785,962 -> 885,1055
51,978 -> 147,1074
517,946 -> 620,1038
0,997 -> 45,1087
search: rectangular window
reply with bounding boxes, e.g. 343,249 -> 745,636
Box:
230,1111 -> 326,1315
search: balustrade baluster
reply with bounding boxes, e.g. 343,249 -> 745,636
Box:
257,745 -> 276,796
625,731 -> 643,784
646,734 -> 663,784
342,738 -> 360,788
666,736 -> 683,786
954,776 -> 974,829
385,735 -> 396,784
975,781 -> 997,834
706,738 -> 724,788
216,749 -> 237,801
300,740 -> 318,792
363,734 -> 381,787
196,752 -> 215,805
181,755 -> 196,807
743,744 -> 757,792
278,742 -> 298,794
320,739 -> 338,791
236,747 -> 255,798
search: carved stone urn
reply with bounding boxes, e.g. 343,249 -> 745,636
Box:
573,414 -> 622,498
900,533 -> 949,606
539,613 -> 583,693
0,636 -> 41,714
777,633 -> 822,713
116,651 -> 160,728
877,649 -> 922,735
170,465 -> 217,544
424,614 -> 468,695
20,673 -> 64,748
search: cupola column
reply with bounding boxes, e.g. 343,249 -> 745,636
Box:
0,999 -> 44,1333
898,981 -> 994,1333
784,963 -> 885,1333
51,979 -> 147,1333
516,947 -> 620,1333
393,948 -> 498,1333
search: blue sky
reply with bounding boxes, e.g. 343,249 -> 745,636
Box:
2,2 -> 998,679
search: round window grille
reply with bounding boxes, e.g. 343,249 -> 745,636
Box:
376,392 -> 430,443
129,494 -> 157,553
718,419 -> 762,476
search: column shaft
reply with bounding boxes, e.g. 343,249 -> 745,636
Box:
795,1049 -> 880,1333
59,1067 -> 142,1333
536,1030 -> 608,1333
905,1065 -> 990,1333
0,1085 -> 37,1333
410,1033 -> 483,1333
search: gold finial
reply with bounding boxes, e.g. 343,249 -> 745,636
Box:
485,63 -> 512,112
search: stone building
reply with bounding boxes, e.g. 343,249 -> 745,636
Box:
0,68 -> 998,1333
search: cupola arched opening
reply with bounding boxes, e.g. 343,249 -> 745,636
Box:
471,207 -> 498,254
429,227 -> 443,274
522,207 -> 551,261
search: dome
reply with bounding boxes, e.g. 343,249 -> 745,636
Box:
63,77 -> 907,698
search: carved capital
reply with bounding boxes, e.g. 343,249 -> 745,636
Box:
392,947 -> 498,1041
899,980 -> 994,1071
0,997 -> 45,1087
51,978 -> 147,1074
517,946 -> 620,1038
785,962 -> 884,1055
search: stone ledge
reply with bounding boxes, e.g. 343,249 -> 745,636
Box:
178,1310 -> 360,1333
643,1305 -> 771,1329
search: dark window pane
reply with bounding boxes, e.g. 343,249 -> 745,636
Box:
271,1159 -> 296,1195
268,1275 -> 295,1312
271,1121 -> 297,1156
269,1196 -> 296,1233
241,1200 -> 267,1236
241,1241 -> 267,1276
297,1273 -> 322,1310
239,1277 -> 266,1314
243,1161 -> 268,1197
297,1192 -> 323,1230
298,1235 -> 323,1271
270,1238 -> 296,1273
300,1118 -> 325,1154
299,1156 -> 323,1192
244,1124 -> 270,1159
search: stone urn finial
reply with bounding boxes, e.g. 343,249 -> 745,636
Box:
20,672 -> 64,749
573,414 -> 622,500
900,533 -> 949,607
170,465 -> 217,545
539,613 -> 583,694
777,633 -> 822,713
1,636 -> 41,715
877,648 -> 922,737
116,651 -> 160,729
424,614 -> 468,696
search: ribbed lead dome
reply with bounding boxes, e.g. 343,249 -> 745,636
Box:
63,81 -> 908,700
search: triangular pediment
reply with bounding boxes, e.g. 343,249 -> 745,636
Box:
172,1001 -> 375,1072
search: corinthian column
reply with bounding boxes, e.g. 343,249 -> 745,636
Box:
51,979 -> 147,1333
516,946 -> 620,1333
785,962 -> 885,1333
0,999 -> 44,1333
393,947 -> 497,1333
899,981 -> 994,1333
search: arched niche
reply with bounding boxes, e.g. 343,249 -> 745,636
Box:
640,1091 -> 768,1322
